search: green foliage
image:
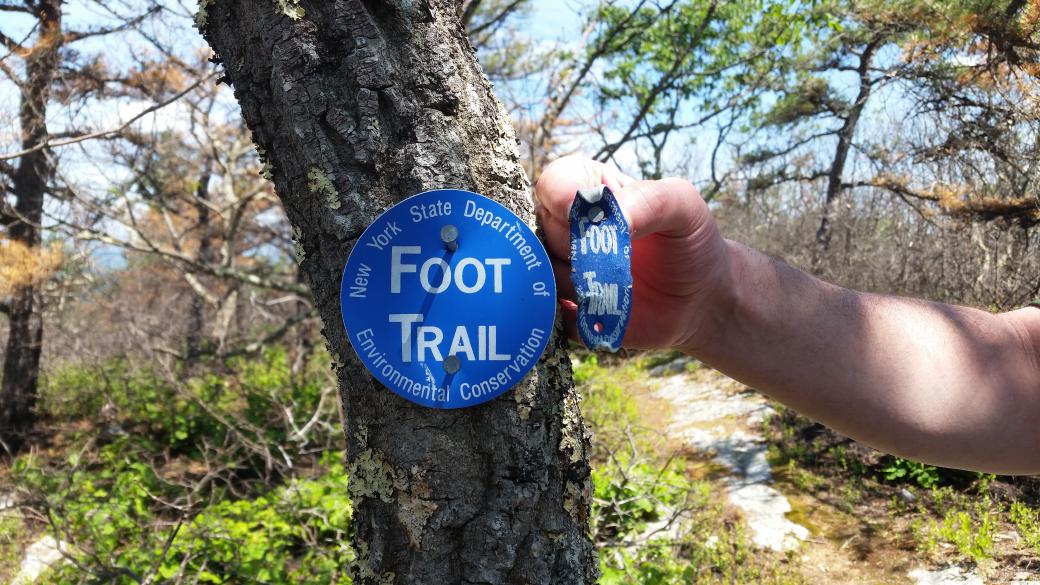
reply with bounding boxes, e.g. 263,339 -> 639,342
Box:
41,358 -> 232,453
592,458 -> 689,542
40,346 -> 337,457
9,347 -> 349,583
153,455 -> 352,584
593,453 -> 803,584
0,515 -> 25,582
881,457 -> 942,488
15,450 -> 353,584
914,489 -> 999,562
571,353 -> 641,439
587,369 -> 804,585
1010,502 -> 1040,555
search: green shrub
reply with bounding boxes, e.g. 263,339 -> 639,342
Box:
1011,502 -> 1040,554
881,457 -> 941,488
16,449 -> 353,584
914,491 -> 998,562
571,354 -> 641,445
39,347 -> 338,459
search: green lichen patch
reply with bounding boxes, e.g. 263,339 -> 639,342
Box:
194,0 -> 216,31
514,377 -> 537,421
291,225 -> 305,263
275,0 -> 305,21
558,392 -> 586,464
351,540 -> 396,585
563,480 -> 583,523
307,166 -> 341,209
348,448 -> 396,504
256,147 -> 274,181
354,423 -> 368,450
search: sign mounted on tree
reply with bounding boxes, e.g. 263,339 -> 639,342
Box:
340,190 -> 557,409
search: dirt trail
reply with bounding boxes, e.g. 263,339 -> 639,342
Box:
640,358 -> 986,585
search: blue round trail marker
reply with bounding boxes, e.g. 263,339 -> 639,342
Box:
340,190 -> 557,409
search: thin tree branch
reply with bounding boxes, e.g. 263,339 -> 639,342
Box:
63,4 -> 160,43
0,71 -> 217,162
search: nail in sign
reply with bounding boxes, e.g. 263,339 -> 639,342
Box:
340,190 -> 557,408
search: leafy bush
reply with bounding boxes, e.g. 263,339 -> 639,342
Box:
1011,502 -> 1040,555
592,458 -> 689,542
592,438 -> 803,584
13,445 -> 353,584
8,346 -> 351,583
571,353 -> 642,456
881,457 -> 942,488
914,490 -> 999,562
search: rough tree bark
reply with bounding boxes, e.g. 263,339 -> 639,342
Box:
0,0 -> 62,452
200,2 -> 596,583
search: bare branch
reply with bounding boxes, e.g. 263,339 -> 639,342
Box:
0,71 -> 218,162
460,0 -> 483,30
63,5 -> 160,43
469,0 -> 526,37
0,29 -> 25,53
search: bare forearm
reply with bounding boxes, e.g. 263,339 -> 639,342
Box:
691,241 -> 1040,474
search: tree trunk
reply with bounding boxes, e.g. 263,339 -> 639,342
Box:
0,0 -> 62,452
186,160 -> 215,366
200,2 -> 596,583
812,37 -> 882,268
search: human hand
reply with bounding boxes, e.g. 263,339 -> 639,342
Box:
534,155 -> 734,353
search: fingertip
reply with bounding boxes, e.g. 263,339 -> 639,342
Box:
534,156 -> 632,221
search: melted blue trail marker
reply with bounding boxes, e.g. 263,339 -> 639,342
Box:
569,186 -> 633,351
340,190 -> 557,409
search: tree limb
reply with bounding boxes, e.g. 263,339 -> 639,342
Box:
63,4 -> 160,43
0,71 -> 217,161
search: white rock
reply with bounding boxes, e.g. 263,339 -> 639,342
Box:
13,536 -> 69,584
908,566 -> 983,585
728,482 -> 809,551
654,373 -> 809,552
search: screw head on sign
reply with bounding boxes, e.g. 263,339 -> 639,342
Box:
577,186 -> 605,204
440,224 -> 459,251
587,206 -> 605,224
443,355 -> 461,374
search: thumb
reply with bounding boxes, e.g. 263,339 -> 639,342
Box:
616,178 -> 706,240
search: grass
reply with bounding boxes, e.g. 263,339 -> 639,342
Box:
913,493 -> 999,562
1011,502 -> 1040,555
0,515 -> 25,583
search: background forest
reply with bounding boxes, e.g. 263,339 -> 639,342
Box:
1,0 -> 1039,583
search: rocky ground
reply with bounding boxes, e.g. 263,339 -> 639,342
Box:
641,356 -> 1039,585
